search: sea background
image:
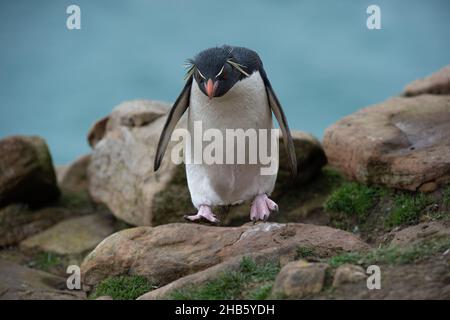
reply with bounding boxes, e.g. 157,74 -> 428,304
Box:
0,0 -> 449,164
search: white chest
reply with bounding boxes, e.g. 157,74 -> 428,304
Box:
188,71 -> 272,130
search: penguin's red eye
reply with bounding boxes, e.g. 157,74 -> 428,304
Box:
221,70 -> 228,80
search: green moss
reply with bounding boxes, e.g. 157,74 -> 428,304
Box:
152,165 -> 194,225
248,283 -> 273,300
58,191 -> 92,209
296,247 -> 316,259
168,257 -> 280,300
443,186 -> 450,207
327,237 -> 450,268
386,193 -> 429,227
324,182 -> 381,218
29,252 -> 62,271
90,275 -> 153,300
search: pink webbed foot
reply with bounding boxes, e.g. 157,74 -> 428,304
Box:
250,194 -> 279,222
184,205 -> 220,224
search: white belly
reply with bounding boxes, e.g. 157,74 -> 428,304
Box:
186,71 -> 278,208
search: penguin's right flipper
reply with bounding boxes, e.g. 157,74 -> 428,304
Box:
154,77 -> 192,171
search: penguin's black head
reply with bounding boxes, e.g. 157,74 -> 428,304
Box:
186,46 -> 251,99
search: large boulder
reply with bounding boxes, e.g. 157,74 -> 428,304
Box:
403,65 -> 450,96
81,222 -> 368,289
87,100 -> 327,226
87,100 -> 182,226
0,136 -> 60,208
323,94 -> 450,191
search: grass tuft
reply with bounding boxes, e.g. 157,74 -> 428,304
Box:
324,182 -> 381,218
29,252 -> 61,271
327,237 -> 450,268
90,275 -> 153,300
168,257 -> 279,300
386,193 -> 429,227
296,247 -> 316,259
443,186 -> 450,207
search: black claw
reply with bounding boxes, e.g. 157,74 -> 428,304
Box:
252,217 -> 257,224
263,215 -> 268,222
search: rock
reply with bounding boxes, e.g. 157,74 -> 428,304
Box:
403,65 -> 450,96
321,259 -> 450,299
20,214 -> 115,255
87,100 -> 183,226
96,295 -> 113,300
271,260 -> 329,299
139,244 -> 300,300
87,116 -> 109,148
0,204 -> 73,247
87,99 -> 326,226
56,154 -> 90,193
276,131 -> 327,190
81,222 -> 368,289
323,94 -> 450,191
332,264 -> 366,288
0,135 -> 60,208
387,221 -> 450,247
0,259 -> 85,300
418,181 -> 438,193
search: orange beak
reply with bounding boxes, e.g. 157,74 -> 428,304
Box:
205,79 -> 217,99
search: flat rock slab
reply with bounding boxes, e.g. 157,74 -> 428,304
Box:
323,94 -> 450,190
0,204 -> 74,247
81,222 -> 368,288
20,214 -> 115,255
0,259 -> 85,300
387,220 -> 450,247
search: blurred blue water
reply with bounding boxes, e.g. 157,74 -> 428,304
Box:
0,0 -> 449,164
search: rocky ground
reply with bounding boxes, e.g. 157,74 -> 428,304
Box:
0,65 -> 449,300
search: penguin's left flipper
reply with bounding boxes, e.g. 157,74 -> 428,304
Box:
261,69 -> 298,176
154,76 -> 193,171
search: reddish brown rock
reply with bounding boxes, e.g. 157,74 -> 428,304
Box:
403,65 -> 450,96
81,222 -> 368,289
0,136 -> 60,208
323,95 -> 450,191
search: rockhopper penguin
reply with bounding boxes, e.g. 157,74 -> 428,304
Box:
154,45 -> 297,223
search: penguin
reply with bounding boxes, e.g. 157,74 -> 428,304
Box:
154,45 -> 297,223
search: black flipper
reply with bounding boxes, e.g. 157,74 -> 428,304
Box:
154,77 -> 192,171
260,68 -> 298,176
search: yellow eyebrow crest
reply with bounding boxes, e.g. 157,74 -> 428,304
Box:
197,69 -> 206,79
215,65 -> 225,78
